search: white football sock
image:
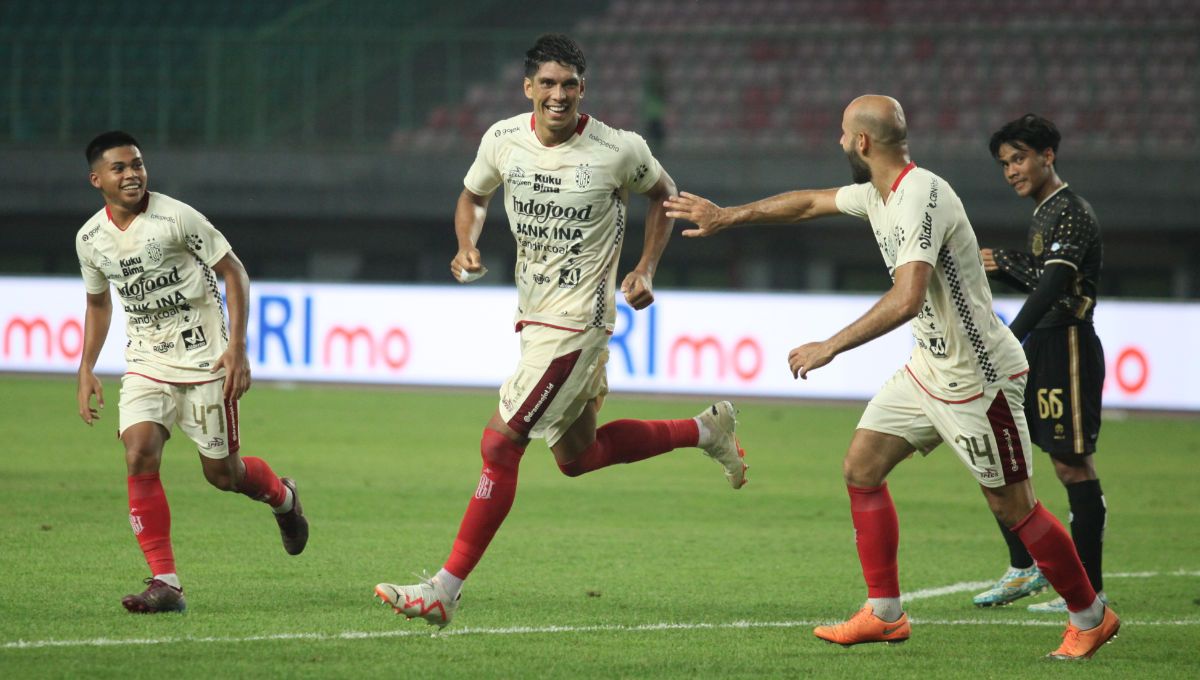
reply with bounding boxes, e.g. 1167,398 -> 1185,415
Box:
272,486 -> 295,514
868,597 -> 903,622
435,569 -> 464,600
694,416 -> 713,448
154,573 -> 182,589
1068,595 -> 1105,630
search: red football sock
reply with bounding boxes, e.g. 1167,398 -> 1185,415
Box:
1012,501 -> 1097,612
557,419 -> 699,477
127,473 -> 175,575
237,456 -> 287,507
848,483 -> 901,598
443,430 -> 525,580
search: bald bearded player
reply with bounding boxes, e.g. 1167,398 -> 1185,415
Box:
664,95 -> 1119,660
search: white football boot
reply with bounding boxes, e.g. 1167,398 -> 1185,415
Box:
375,573 -> 460,629
697,401 -> 748,489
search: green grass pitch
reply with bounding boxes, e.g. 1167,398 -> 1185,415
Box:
1,376 -> 1198,679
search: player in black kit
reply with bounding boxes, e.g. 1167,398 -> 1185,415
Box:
973,114 -> 1108,613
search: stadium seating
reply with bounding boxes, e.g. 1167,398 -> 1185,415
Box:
398,0 -> 1199,157
0,1 -> 1194,155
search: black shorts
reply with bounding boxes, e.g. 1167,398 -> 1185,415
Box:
1023,324 -> 1105,460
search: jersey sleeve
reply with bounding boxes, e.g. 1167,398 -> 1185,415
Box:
179,205 -> 232,267
463,130 -> 502,196
620,132 -> 662,194
892,174 -> 943,268
75,237 -> 108,294
834,183 -> 873,220
1042,203 -> 1095,270
990,248 -> 1039,293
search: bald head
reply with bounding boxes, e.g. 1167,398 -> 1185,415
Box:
845,95 -> 908,147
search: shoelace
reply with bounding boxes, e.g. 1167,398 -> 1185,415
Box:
411,570 -> 438,590
1059,625 -> 1081,647
141,577 -> 182,593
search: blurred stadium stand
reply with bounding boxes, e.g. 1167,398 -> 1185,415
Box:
1,0 -> 1197,297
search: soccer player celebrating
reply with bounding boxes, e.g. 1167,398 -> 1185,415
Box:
664,96 -> 1118,659
75,131 -> 308,613
374,34 -> 747,628
973,114 -> 1108,612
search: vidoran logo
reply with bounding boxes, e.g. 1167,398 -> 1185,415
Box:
512,197 -> 593,224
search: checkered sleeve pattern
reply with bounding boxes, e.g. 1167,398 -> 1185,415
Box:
938,245 -> 999,383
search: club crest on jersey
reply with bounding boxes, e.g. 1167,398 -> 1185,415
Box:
575,163 -> 592,189
145,240 -> 164,265
1032,232 -> 1044,257
181,326 -> 208,351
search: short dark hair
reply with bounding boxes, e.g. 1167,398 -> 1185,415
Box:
524,33 -> 586,78
988,114 -> 1061,160
86,130 -> 141,166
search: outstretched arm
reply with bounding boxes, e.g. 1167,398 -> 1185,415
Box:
211,251 -> 252,401
450,188 -> 494,282
788,261 -> 932,379
664,188 -> 842,237
621,170 -> 678,310
77,290 -> 112,425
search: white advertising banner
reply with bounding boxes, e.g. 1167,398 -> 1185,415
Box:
1,276 -> 1194,410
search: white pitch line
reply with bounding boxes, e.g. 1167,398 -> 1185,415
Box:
902,581 -> 993,603
902,569 -> 1200,603
5,617 -> 1200,651
5,570 -> 1198,651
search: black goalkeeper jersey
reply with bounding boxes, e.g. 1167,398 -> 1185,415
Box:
993,186 -> 1103,329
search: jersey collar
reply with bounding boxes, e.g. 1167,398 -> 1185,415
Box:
890,161 -> 917,192
529,113 -> 590,146
1033,182 -> 1069,215
104,192 -> 150,227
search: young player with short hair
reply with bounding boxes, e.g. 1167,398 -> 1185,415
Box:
75,131 -> 308,613
974,114 -> 1108,613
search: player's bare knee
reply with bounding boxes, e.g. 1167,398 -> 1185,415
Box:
842,456 -> 884,487
124,450 -> 160,475
1051,455 -> 1096,485
203,468 -> 238,491
201,459 -> 242,491
982,483 -> 1036,527
123,443 -> 161,475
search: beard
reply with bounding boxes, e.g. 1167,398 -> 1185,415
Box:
845,146 -> 872,184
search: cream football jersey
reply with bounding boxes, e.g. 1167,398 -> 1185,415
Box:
836,164 -> 1028,402
76,192 -> 233,383
464,113 -> 662,332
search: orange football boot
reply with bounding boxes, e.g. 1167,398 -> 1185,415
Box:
1047,606 -> 1120,660
813,604 -> 910,646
